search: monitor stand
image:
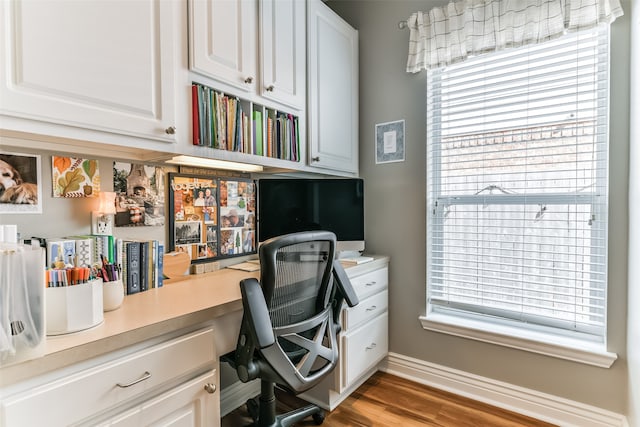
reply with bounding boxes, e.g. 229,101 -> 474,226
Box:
337,250 -> 362,259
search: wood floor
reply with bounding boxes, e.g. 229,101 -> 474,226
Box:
221,371 -> 557,426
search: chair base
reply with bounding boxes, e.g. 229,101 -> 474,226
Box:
247,380 -> 325,427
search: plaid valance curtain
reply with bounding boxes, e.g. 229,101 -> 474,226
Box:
406,0 -> 623,72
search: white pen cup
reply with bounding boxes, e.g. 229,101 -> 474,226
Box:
46,279 -> 103,335
102,279 -> 125,311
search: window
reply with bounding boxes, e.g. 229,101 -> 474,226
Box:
425,26 -> 612,362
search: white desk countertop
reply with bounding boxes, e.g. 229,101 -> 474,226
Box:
0,267 -> 259,387
0,255 -> 389,387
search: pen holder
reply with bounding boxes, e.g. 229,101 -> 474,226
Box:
102,279 -> 124,312
46,279 -> 104,336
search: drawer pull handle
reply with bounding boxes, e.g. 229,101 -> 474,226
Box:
116,371 -> 151,388
365,281 -> 376,287
366,343 -> 377,350
366,305 -> 377,311
204,383 -> 217,394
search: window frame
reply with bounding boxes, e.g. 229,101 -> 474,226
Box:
422,26 -> 617,367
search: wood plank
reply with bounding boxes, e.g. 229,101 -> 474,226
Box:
221,371 -> 557,426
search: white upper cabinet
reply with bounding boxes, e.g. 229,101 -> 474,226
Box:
259,0 -> 306,110
307,0 -> 358,173
188,0 -> 258,93
0,0 -> 178,143
189,0 -> 305,111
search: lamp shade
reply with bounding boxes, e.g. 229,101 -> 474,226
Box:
98,191 -> 117,215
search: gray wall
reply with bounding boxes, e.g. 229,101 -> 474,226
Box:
0,147 -> 167,245
627,0 -> 639,424
327,0 -> 631,416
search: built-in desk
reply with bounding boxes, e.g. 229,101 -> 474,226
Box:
0,267 -> 261,427
0,256 -> 389,426
1,267 -> 257,388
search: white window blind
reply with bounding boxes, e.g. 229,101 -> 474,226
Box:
426,26 -> 609,341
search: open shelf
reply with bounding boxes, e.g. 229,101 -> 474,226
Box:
191,83 -> 301,163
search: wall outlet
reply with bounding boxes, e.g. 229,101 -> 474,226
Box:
92,212 -> 113,235
97,220 -> 109,234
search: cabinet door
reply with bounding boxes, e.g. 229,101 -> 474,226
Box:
100,371 -> 219,427
189,0 -> 257,93
259,0 -> 306,110
340,312 -> 388,392
307,0 -> 358,173
0,0 -> 176,142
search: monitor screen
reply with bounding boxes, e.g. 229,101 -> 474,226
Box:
257,178 -> 365,252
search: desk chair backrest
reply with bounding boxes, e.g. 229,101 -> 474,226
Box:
234,231 -> 340,393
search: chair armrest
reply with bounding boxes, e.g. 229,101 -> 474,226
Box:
333,260 -> 359,308
240,278 -> 275,348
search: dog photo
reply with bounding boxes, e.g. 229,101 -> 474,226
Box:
0,152 -> 42,213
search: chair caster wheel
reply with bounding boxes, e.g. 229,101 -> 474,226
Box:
246,398 -> 259,422
312,411 -> 325,425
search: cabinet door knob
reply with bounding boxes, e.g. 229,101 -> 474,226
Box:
244,76 -> 253,84
311,156 -> 320,162
165,126 -> 176,135
204,383 -> 217,394
266,85 -> 275,92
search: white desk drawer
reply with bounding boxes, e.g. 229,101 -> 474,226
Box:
350,266 -> 388,301
97,370 -> 217,427
342,290 -> 388,331
2,328 -> 215,427
341,312 -> 388,390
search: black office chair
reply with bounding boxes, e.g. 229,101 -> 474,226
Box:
228,231 -> 358,427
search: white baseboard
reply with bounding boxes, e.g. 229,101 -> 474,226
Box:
382,352 -> 628,427
219,379 -> 260,418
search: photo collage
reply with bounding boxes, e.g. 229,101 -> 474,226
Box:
169,173 -> 256,262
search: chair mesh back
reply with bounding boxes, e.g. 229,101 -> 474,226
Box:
269,241 -> 332,328
234,232 -> 340,391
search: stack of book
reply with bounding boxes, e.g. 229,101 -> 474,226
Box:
47,235 -> 115,269
265,112 -> 300,161
192,83 -> 248,151
45,236 -> 164,295
191,83 -> 300,162
116,239 -> 164,295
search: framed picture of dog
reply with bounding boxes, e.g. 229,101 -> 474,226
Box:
0,151 -> 42,214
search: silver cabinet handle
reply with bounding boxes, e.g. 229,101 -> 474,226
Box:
165,126 -> 176,135
116,371 -> 151,388
365,343 -> 377,350
244,76 -> 253,84
366,305 -> 377,311
204,383 -> 217,394
311,156 -> 320,162
365,281 -> 376,287
266,85 -> 275,92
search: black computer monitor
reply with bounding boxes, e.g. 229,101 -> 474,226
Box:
257,178 -> 365,253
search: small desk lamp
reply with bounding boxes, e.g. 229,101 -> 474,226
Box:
92,191 -> 117,235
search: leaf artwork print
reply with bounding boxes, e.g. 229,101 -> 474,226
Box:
52,156 -> 101,197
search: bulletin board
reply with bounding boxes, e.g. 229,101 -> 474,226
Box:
168,173 -> 256,263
